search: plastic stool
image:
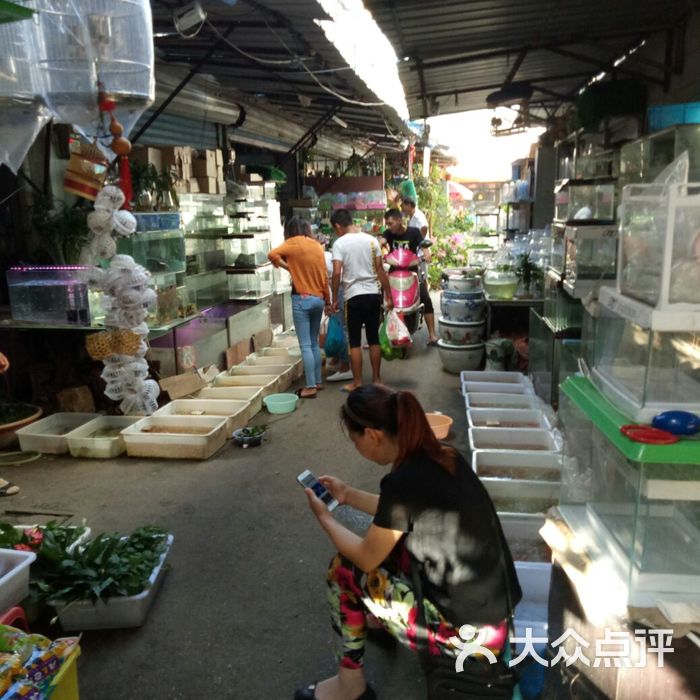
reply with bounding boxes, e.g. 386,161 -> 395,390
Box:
0,605 -> 29,631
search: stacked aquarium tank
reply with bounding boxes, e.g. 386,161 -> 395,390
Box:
7,266 -> 100,326
558,376 -> 700,607
562,224 -> 618,297
554,179 -> 617,224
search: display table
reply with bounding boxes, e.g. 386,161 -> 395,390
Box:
485,295 -> 544,337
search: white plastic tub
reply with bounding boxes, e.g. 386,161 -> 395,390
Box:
499,513 -> 550,562
472,451 -> 562,481
196,386 -> 263,417
513,561 -> 552,650
226,365 -> 293,392
16,413 -> 100,454
50,535 -> 174,630
246,354 -> 303,380
468,428 -> 562,452
0,549 -> 36,611
462,380 -> 534,395
463,393 -> 544,410
66,416 -> 140,458
154,399 -> 251,433
467,408 -> 552,429
122,416 -> 228,460
460,370 -> 531,385
211,373 -> 279,397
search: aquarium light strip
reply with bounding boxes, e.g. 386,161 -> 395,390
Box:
9,266 -> 90,271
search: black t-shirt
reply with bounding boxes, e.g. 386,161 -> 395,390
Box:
373,449 -> 522,626
383,226 -> 423,254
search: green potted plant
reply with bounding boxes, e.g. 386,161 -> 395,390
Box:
515,253 -> 544,299
154,167 -> 180,211
130,162 -> 159,211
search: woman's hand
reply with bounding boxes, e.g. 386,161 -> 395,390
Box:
305,488 -> 331,521
319,475 -> 348,505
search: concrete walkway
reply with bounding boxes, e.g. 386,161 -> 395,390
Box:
2,328 -> 469,699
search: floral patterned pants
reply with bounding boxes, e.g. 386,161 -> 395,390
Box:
326,544 -> 507,669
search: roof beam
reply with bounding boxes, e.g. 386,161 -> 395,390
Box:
503,49 -> 527,86
416,59 -> 430,119
546,44 -> 665,86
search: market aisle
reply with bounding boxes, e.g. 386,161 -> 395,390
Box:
1,326 -> 468,699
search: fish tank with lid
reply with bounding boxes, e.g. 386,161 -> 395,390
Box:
591,287 -> 700,422
116,229 -> 186,275
563,224 -> 618,293
558,376 -> 700,607
553,180 -> 617,224
7,266 -> 101,326
224,234 -> 271,268
618,182 -> 700,311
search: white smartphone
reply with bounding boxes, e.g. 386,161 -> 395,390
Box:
297,470 -> 339,511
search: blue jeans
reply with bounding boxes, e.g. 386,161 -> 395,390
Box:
292,294 -> 325,388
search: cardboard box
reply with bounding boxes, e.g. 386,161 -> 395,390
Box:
187,179 -> 199,193
216,165 -> 224,180
195,177 -> 218,194
131,146 -> 163,172
214,148 -> 223,166
192,158 -> 218,178
217,179 -> 227,195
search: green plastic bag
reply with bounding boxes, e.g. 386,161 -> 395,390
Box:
379,316 -> 402,361
400,179 -> 418,202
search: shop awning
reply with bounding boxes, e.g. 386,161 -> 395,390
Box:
150,0 -> 411,153
363,0 -> 693,120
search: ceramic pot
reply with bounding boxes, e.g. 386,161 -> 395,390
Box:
437,340 -> 485,374
440,291 -> 486,322
438,318 -> 486,345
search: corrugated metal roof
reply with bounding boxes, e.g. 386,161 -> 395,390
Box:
365,0 -> 694,119
150,0 -> 409,152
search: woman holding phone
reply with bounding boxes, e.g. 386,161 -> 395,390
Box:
296,385 -> 521,700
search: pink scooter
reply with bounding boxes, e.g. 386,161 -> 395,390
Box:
384,246 -> 424,336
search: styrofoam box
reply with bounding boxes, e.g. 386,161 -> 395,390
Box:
226,365 -> 293,392
513,561 -> 552,650
14,525 -> 91,555
211,373 -> 279,397
460,370 -> 531,385
66,416 -> 140,459
50,535 -> 173,630
16,413 -> 100,454
0,549 -> 36,611
467,408 -> 552,429
196,386 -> 263,417
469,427 -> 563,453
464,393 -> 544,410
154,399 -> 251,434
122,416 -> 228,460
462,381 -> 534,395
246,354 -> 303,380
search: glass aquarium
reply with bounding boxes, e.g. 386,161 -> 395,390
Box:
563,224 -> 618,290
558,376 -> 700,607
592,287 -> 700,422
618,183 -> 700,310
224,234 -> 271,268
553,180 -> 616,223
575,148 -> 619,180
483,269 -> 518,300
185,270 -> 228,311
133,212 -> 181,233
619,124 -> 700,187
227,265 -> 274,300
544,268 -> 582,330
116,229 -> 186,275
7,266 -> 99,326
148,273 -> 183,327
185,235 -> 225,275
549,224 -> 566,275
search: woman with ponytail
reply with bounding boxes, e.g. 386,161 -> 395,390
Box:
295,385 -> 521,700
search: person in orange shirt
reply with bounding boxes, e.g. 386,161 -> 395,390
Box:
269,217 -> 330,399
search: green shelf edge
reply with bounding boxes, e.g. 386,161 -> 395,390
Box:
560,376 -> 700,465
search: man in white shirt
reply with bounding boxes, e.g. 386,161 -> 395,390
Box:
330,209 -> 393,392
401,197 -> 429,238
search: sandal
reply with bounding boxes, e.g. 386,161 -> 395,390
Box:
295,388 -> 317,399
294,681 -> 376,700
0,480 -> 20,497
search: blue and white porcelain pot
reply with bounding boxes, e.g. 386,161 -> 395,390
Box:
438,318 -> 486,345
440,291 -> 486,322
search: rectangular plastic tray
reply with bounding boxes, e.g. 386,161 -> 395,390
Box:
0,549 -> 36,611
461,381 -> 534,395
16,413 -> 100,454
13,524 -> 91,555
122,416 -> 228,460
463,393 -> 544,410
66,416 -> 140,458
513,561 -> 552,650
153,398 -> 251,434
50,535 -> 173,630
472,451 -> 562,480
225,365 -> 293,392
467,408 -> 553,429
196,386 -> 263,418
469,427 -> 562,452
210,373 -> 279,397
460,370 -> 531,384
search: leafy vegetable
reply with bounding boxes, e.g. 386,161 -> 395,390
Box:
32,526 -> 169,605
238,425 -> 267,438
0,521 -> 86,554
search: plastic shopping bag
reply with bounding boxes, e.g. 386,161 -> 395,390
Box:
324,314 -> 346,358
379,315 -> 402,361
385,309 -> 412,348
319,314 -> 329,349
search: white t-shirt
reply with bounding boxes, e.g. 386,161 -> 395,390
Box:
331,232 -> 382,301
409,207 -> 429,235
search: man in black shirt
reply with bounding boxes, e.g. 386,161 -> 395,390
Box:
382,208 -> 439,346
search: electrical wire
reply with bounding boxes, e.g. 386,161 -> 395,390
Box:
206,20 -> 300,65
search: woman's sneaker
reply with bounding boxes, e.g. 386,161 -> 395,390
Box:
327,370 -> 353,382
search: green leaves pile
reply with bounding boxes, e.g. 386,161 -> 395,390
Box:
32,526 -> 169,605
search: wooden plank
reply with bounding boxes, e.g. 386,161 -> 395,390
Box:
226,339 -> 250,369
252,329 -> 273,353
158,372 -> 206,400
